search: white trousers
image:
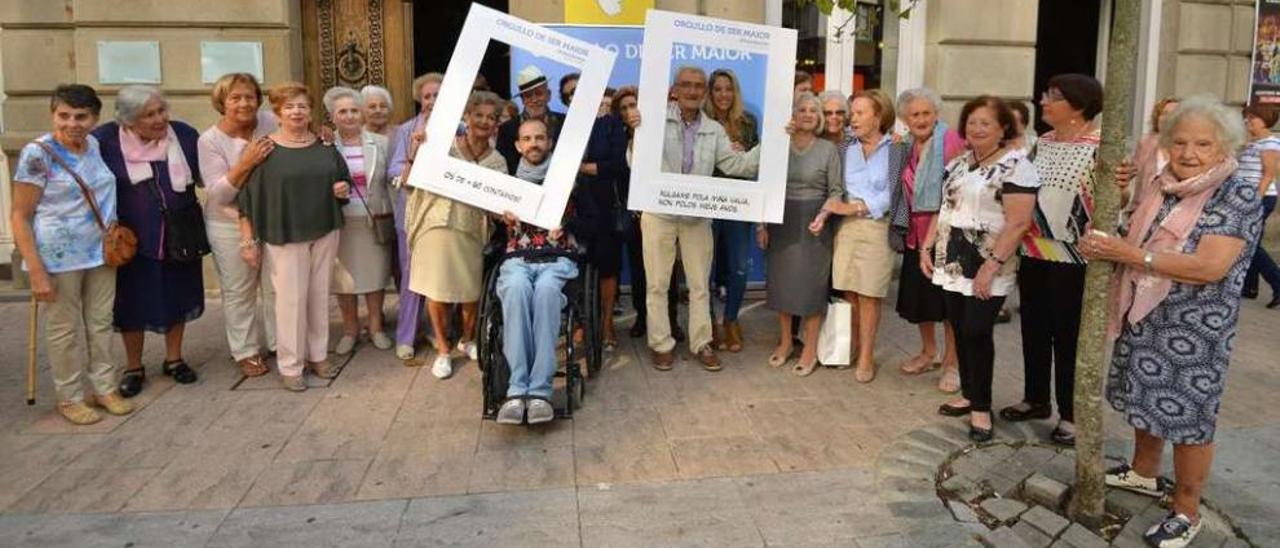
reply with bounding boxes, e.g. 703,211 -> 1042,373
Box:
266,230 -> 340,376
207,219 -> 276,361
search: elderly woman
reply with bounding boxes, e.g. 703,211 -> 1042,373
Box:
1238,104 -> 1280,307
11,84 -> 135,424
1002,74 -> 1103,446
387,72 -> 443,360
760,92 -> 843,376
239,82 -> 351,391
818,90 -> 851,151
198,73 -> 277,378
703,69 -> 759,353
1082,96 -> 1257,548
404,91 -> 507,378
360,84 -> 394,138
925,96 -> 1039,442
92,86 -> 204,397
820,89 -> 897,382
325,87 -> 394,354
886,88 -> 965,391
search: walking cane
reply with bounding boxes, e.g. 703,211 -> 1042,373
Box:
27,295 -> 38,405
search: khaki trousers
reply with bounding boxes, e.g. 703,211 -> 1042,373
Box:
45,265 -> 118,402
640,213 -> 713,354
208,219 -> 276,361
266,230 -> 340,377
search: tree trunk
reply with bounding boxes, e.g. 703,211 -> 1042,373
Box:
1069,0 -> 1142,527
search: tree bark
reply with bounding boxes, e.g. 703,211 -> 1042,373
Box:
1069,0 -> 1142,527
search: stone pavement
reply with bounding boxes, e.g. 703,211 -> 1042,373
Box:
0,288 -> 1277,547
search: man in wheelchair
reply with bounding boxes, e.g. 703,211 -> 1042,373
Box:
495,118 -> 587,424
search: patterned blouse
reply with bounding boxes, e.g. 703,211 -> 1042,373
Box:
1020,128 -> 1099,264
931,148 -> 1040,297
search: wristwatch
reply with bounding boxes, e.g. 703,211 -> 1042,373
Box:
1143,252 -> 1155,272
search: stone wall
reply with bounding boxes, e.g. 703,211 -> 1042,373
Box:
1160,0 -> 1255,105
922,0 -> 1038,125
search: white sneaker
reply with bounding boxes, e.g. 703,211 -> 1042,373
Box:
457,340 -> 478,361
370,331 -> 393,350
395,344 -> 415,360
431,354 -> 453,379
1105,463 -> 1169,497
334,334 -> 357,355
526,398 -> 555,424
496,398 -> 525,424
1143,513 -> 1202,548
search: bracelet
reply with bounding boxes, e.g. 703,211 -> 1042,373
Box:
1143,252 -> 1155,272
239,239 -> 259,249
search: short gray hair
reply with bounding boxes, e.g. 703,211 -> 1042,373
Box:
819,90 -> 847,111
1158,94 -> 1247,155
115,85 -> 166,126
895,87 -> 942,116
359,85 -> 393,109
793,91 -> 825,135
674,65 -> 707,83
322,86 -> 363,114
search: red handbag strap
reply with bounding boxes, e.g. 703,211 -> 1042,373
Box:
31,140 -> 109,234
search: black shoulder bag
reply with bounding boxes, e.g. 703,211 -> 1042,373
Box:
146,179 -> 211,262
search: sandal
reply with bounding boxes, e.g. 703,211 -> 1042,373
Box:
119,368 -> 145,398
899,354 -> 940,375
725,322 -> 744,353
937,367 -> 960,394
768,345 -> 793,368
791,356 -> 820,377
163,359 -> 198,384
237,356 -> 269,378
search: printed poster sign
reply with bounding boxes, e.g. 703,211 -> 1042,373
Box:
1252,0 -> 1280,104
628,10 -> 797,223
408,4 -> 616,229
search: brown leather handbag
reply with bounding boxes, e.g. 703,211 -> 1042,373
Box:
33,141 -> 137,267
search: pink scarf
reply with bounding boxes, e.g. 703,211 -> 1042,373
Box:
119,125 -> 193,193
1107,157 -> 1238,339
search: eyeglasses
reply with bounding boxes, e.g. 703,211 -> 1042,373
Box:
1041,89 -> 1065,102
676,81 -> 707,90
822,110 -> 846,116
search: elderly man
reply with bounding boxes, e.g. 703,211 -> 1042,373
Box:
497,65 -> 566,176
645,66 -> 760,371
386,72 -> 442,360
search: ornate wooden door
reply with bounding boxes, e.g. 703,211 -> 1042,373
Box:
301,0 -> 415,123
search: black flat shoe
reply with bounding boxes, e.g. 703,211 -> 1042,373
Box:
119,368 -> 145,398
998,402 -> 1053,422
162,359 -> 198,384
969,424 -> 994,443
938,403 -> 972,417
1242,289 -> 1259,299
1268,295 -> 1280,309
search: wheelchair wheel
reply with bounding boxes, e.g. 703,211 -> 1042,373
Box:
478,261 -> 506,419
583,265 -> 604,377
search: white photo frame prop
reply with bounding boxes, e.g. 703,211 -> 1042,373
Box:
628,10 -> 797,223
407,4 -> 616,229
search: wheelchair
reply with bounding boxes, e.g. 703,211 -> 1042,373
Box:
477,248 -> 602,421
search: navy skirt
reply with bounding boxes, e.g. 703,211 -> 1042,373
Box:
114,255 -> 205,333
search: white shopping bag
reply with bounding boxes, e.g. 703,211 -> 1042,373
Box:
817,298 -> 852,366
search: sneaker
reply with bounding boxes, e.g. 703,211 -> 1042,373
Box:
526,398 -> 554,424
370,331 -> 393,350
94,391 -> 135,416
281,374 -> 307,392
1105,463 -> 1169,497
308,359 -> 339,379
335,334 -> 357,355
57,401 -> 102,425
432,354 -> 453,379
496,398 -> 525,425
395,344 -> 415,360
1144,513 -> 1202,548
457,340 -> 478,361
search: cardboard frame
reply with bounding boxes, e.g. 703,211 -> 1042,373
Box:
407,4 -> 616,229
627,10 -> 797,223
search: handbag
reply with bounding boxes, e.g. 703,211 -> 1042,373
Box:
816,298 -> 853,367
612,178 -> 633,234
350,175 -> 396,245
33,141 -> 137,267
145,178 -> 211,262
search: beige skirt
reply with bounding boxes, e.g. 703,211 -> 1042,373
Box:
409,226 -> 483,303
832,216 -> 895,298
332,218 -> 392,294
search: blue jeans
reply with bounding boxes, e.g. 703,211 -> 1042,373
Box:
1244,195 -> 1280,296
497,257 -> 578,399
712,219 -> 752,322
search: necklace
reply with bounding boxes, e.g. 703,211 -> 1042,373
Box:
968,146 -> 1004,170
280,132 -> 313,144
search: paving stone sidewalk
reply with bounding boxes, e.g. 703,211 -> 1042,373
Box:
0,292 -> 1277,547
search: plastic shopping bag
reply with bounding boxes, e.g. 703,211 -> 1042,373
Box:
817,298 -> 852,366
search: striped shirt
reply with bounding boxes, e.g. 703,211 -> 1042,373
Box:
339,144 -> 367,216
1237,135 -> 1280,197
